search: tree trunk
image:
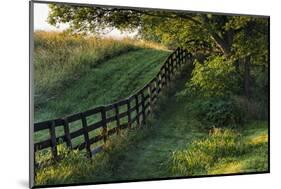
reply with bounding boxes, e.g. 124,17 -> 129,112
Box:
244,56 -> 251,98
210,33 -> 231,56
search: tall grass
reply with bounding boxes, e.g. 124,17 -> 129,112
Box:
34,31 -> 167,109
34,128 -> 148,186
169,121 -> 268,176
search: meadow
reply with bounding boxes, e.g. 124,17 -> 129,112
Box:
34,31 -> 168,122
34,31 -> 268,186
34,31 -> 170,143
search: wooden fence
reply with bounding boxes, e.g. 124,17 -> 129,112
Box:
34,47 -> 193,160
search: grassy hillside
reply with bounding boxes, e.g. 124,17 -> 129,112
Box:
34,31 -> 169,122
34,32 -> 170,143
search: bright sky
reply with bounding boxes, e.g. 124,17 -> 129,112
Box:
33,3 -> 137,38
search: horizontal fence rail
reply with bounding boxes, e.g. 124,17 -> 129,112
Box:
33,47 -> 193,161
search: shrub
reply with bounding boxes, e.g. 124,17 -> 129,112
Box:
186,56 -> 240,97
233,96 -> 267,120
193,97 -> 244,128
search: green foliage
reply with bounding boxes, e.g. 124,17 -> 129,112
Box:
192,97 -> 244,128
230,17 -> 269,64
187,56 -> 240,97
169,122 -> 268,176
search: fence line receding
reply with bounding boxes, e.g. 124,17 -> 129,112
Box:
34,47 -> 193,160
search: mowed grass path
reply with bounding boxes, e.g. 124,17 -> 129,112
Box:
87,68 -> 208,182
35,49 -> 170,122
104,91 -> 206,181
86,68 -> 268,183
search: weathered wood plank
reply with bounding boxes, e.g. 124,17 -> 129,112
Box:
108,127 -> 117,136
70,128 -> 84,139
89,135 -> 103,144
87,120 -> 103,132
34,139 -> 51,151
115,104 -> 121,134
127,99 -> 132,128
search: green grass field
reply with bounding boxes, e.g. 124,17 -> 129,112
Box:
34,32 -> 268,186
35,65 -> 268,185
34,31 -> 168,122
35,49 -> 170,122
34,32 -> 170,143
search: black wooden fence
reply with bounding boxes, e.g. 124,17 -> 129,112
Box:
34,47 -> 193,160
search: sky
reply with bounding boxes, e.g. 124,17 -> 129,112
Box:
33,3 -> 137,38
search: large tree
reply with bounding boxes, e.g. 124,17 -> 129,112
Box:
48,3 -> 269,97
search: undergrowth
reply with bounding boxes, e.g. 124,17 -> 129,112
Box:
169,121 -> 268,176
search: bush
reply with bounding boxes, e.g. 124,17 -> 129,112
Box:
186,56 -> 240,97
193,97 -> 244,128
233,96 -> 267,120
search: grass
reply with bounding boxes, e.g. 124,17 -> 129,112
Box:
34,63 -> 268,186
170,121 -> 268,176
35,49 -> 169,121
34,31 -> 170,143
34,31 -> 268,186
34,31 -> 168,121
35,64 -> 205,185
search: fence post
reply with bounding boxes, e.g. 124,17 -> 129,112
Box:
127,98 -> 132,128
148,83 -> 153,114
63,118 -> 72,149
162,66 -> 167,87
170,57 -> 173,78
114,104 -> 120,134
101,106 -> 107,143
175,49 -> 178,70
81,113 -> 92,158
154,79 -> 159,103
179,48 -> 182,67
167,61 -> 171,83
141,90 -> 146,125
135,94 -> 140,127
49,120 -> 57,159
158,73 -> 162,93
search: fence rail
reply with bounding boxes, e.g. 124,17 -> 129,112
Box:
34,47 -> 193,160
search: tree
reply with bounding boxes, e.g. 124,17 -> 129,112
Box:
48,4 -> 269,97
47,4 -> 234,56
